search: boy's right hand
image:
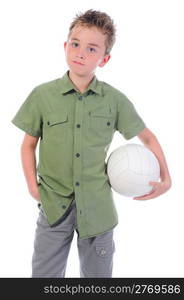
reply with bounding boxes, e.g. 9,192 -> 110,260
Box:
29,183 -> 41,202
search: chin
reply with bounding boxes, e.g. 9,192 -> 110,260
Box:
70,68 -> 86,77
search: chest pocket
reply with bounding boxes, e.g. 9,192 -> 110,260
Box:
43,111 -> 68,143
89,106 -> 116,142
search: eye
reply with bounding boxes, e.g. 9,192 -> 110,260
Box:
71,42 -> 79,47
88,47 -> 96,53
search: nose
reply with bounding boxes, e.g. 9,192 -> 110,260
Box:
76,49 -> 86,60
76,54 -> 85,59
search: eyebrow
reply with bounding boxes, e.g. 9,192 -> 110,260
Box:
70,38 -> 101,49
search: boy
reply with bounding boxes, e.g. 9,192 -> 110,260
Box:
11,9 -> 171,278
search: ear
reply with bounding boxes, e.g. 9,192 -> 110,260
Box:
99,54 -> 111,67
64,41 -> 67,50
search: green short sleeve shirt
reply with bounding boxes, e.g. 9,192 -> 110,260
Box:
11,70 -> 146,239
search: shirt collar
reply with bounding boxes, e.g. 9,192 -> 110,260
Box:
58,70 -> 103,96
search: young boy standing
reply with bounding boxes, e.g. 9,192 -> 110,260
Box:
11,9 -> 171,277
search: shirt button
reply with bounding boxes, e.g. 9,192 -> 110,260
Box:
62,205 -> 66,209
78,96 -> 83,100
76,124 -> 81,128
107,121 -> 111,126
76,153 -> 80,157
75,182 -> 80,186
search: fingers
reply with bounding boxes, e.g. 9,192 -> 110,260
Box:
133,188 -> 158,200
133,193 -> 157,200
133,181 -> 159,200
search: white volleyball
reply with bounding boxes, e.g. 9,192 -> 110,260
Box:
107,144 -> 160,197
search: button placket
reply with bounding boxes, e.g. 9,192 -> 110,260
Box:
73,94 -> 86,235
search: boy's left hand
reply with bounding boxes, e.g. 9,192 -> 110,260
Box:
133,180 -> 171,200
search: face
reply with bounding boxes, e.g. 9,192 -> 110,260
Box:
64,25 -> 111,77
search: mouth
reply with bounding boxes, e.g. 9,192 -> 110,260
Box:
72,60 -> 85,66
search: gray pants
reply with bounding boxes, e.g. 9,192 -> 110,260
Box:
32,199 -> 115,277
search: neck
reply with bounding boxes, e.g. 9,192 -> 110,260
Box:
68,70 -> 95,93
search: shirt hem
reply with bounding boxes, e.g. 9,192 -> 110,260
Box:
78,222 -> 118,239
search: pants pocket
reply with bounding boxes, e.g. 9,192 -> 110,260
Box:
95,239 -> 115,258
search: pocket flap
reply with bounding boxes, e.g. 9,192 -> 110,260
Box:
48,112 -> 68,126
90,107 -> 113,118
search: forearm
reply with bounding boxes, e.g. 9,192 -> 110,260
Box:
21,144 -> 38,192
143,135 -> 172,184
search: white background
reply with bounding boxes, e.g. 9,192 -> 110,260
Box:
0,0 -> 183,277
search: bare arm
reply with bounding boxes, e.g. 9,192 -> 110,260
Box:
138,127 -> 171,183
134,127 -> 172,200
21,133 -> 41,201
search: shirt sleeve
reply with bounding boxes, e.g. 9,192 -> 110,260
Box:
116,93 -> 146,139
11,87 -> 43,137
